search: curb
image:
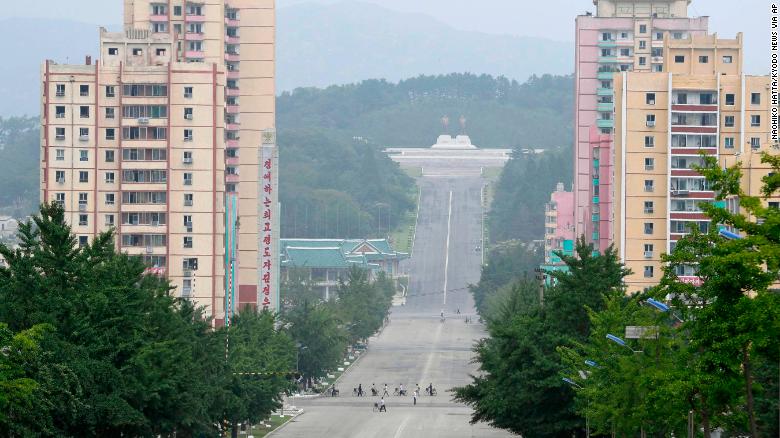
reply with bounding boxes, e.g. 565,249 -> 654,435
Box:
264,409 -> 304,438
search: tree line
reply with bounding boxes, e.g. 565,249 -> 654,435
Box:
457,154 -> 780,437
0,203 -> 396,437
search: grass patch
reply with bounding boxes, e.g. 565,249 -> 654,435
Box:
389,187 -> 419,254
232,414 -> 293,437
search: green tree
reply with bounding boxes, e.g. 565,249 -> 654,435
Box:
470,240 -> 542,316
659,153 -> 780,438
337,266 -> 392,343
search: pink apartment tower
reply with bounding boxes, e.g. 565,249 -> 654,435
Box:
573,0 -> 708,251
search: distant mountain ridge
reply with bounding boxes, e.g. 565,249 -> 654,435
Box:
0,1 -> 573,117
277,1 -> 572,91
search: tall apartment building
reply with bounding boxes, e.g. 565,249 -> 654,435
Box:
41,0 -> 278,323
612,33 -> 778,292
574,0 -> 708,252
540,183 -> 576,284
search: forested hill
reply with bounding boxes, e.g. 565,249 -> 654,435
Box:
278,73 -> 573,149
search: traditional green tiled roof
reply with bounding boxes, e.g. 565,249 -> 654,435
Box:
280,238 -> 408,270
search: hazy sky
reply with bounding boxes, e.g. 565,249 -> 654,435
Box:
0,0 -> 770,74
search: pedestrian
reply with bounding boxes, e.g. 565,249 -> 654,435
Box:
382,383 -> 389,397
358,383 -> 363,397
399,383 -> 404,396
379,398 -> 387,412
371,383 -> 377,396
413,389 -> 418,406
415,383 -> 421,395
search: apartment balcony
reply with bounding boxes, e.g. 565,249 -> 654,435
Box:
597,70 -> 618,80
652,39 -> 664,47
670,211 -> 709,221
598,56 -> 618,63
597,40 -> 616,48
670,190 -> 715,199
226,156 -> 239,166
226,87 -> 240,96
226,105 -> 240,114
185,14 -> 206,22
184,32 -> 204,41
671,147 -> 717,156
671,104 -> 718,112
185,50 -> 205,59
225,53 -> 240,62
227,70 -> 240,80
651,56 -> 664,64
616,39 -> 634,46
597,102 -> 614,112
226,139 -> 239,148
226,123 -> 240,131
671,125 -> 717,134
150,14 -> 168,22
597,87 -> 614,96
225,17 -> 240,26
225,173 -> 240,183
671,168 -> 703,177
225,36 -> 240,44
596,119 -> 614,129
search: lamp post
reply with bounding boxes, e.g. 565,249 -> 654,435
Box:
606,333 -> 643,353
562,376 -> 589,438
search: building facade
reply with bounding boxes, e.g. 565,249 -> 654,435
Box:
612,33 -> 778,292
574,0 -> 708,252
41,0 -> 277,323
544,183 -> 575,265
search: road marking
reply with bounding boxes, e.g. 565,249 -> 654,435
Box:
443,190 -> 452,305
393,416 -> 411,438
410,185 -> 421,257
419,320 -> 443,387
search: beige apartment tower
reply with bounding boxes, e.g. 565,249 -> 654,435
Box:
41,1 -> 277,323
613,33 -> 779,292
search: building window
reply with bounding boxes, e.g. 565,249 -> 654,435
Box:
639,24 -> 647,33
644,222 -> 654,235
723,55 -> 733,64
751,115 -> 761,127
55,170 -> 65,183
78,192 -> 88,206
725,93 -> 735,105
106,214 -> 115,226
620,48 -> 630,56
55,84 -> 66,97
183,236 -> 193,248
638,56 -> 646,66
184,129 -> 193,141
79,171 -> 89,183
55,193 -> 65,206
184,172 -> 193,186
644,266 -> 654,278
80,150 -> 89,162
751,93 -> 761,105
751,137 -> 761,149
673,32 -> 683,39
79,127 -> 89,139
184,86 -> 193,98
183,151 -> 193,164
105,150 -> 115,162
105,128 -> 115,140
105,193 -> 115,205
55,127 -> 65,140
724,115 -> 735,127
79,236 -> 88,247
174,5 -> 182,15
55,149 -> 65,161
184,107 -> 193,119
724,137 -> 735,148
644,201 -> 654,214
644,136 -> 654,147
700,93 -> 715,105
639,40 -> 646,49
105,107 -> 115,119
644,244 -> 654,257
699,55 -> 709,63
644,157 -> 654,171
674,55 -> 685,63
55,106 -> 65,118
644,180 -> 654,192
769,202 -> 780,209
183,257 -> 198,271
646,114 -> 656,127
79,85 -> 89,97
655,32 -> 663,40
132,48 -> 143,56
105,172 -> 115,183
646,93 -> 655,105
80,106 -> 90,118
105,86 -> 115,98
156,48 -> 166,56
79,214 -> 88,226
108,47 -> 118,55
184,193 -> 193,206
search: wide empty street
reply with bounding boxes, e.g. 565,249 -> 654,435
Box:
275,156 -> 511,437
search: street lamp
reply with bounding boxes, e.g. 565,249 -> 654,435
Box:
562,377 -> 590,438
718,228 -> 742,240
645,298 -> 684,323
584,359 -> 599,368
606,333 -> 643,353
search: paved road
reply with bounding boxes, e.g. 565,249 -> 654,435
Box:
276,155 -> 511,438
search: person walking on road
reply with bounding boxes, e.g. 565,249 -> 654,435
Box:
379,398 -> 387,412
358,383 -> 363,397
382,383 -> 389,397
413,389 -> 419,406
371,383 -> 377,396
